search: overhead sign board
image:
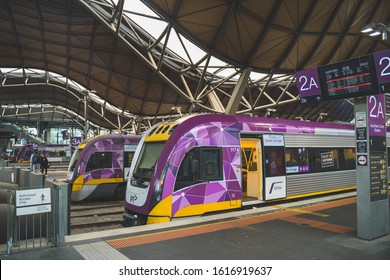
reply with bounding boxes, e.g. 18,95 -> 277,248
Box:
296,49 -> 390,102
318,55 -> 378,101
373,49 -> 390,93
296,68 -> 322,104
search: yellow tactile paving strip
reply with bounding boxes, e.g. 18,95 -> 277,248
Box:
107,197 -> 356,249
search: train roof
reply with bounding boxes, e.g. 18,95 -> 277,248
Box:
78,134 -> 141,149
148,113 -> 355,141
160,113 -> 353,128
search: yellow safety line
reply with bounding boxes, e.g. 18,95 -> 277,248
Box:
272,205 -> 329,217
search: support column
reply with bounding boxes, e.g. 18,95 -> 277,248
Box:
355,94 -> 389,240
225,67 -> 252,115
207,90 -> 225,113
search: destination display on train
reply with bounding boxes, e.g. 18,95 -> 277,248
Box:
318,55 -> 378,101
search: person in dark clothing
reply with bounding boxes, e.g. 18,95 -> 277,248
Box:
39,153 -> 50,175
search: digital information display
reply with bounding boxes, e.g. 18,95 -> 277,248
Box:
318,55 -> 378,101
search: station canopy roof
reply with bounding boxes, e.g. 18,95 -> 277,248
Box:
0,0 -> 389,132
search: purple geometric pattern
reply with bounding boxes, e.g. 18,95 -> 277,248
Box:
164,121 -> 243,216
79,135 -> 140,183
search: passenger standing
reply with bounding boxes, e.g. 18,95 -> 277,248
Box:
40,153 -> 49,175
32,152 -> 40,173
30,153 -> 34,171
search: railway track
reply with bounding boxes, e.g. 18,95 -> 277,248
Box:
70,200 -> 125,234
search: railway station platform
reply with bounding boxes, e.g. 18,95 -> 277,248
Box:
1,192 -> 389,260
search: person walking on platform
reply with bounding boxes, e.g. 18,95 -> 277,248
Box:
30,153 -> 34,171
39,153 -> 49,175
31,152 -> 40,173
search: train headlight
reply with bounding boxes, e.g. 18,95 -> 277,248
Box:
150,163 -> 168,208
155,179 -> 163,202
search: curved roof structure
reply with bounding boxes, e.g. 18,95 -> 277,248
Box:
143,0 -> 390,72
0,0 -> 389,133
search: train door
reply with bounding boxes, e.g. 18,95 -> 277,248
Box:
240,138 -> 262,199
262,134 -> 287,200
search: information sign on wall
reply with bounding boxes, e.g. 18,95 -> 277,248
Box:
16,188 -> 52,216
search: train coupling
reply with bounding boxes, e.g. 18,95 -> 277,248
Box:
123,212 -> 142,226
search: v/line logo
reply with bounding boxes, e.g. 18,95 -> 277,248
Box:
269,181 -> 283,194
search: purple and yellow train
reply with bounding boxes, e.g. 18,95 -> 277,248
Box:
16,144 -> 71,164
67,134 -> 141,202
123,114 -> 388,226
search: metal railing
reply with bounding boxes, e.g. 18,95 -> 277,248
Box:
0,173 -> 69,256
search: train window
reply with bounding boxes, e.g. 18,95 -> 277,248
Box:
285,148 -> 309,174
124,152 -> 135,167
25,150 -> 32,158
86,152 -> 112,172
199,148 -> 222,180
161,125 -> 170,134
174,147 -> 223,191
175,149 -> 197,191
341,148 -> 356,170
264,147 -> 285,177
155,126 -> 164,134
133,142 -> 165,182
310,148 -> 339,172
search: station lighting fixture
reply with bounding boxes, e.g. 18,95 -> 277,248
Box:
361,22 -> 390,40
264,108 -> 276,117
316,112 -> 328,122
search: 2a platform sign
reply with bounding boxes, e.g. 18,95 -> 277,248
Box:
367,94 -> 388,202
296,49 -> 390,102
297,49 -> 390,240
355,93 -> 389,240
296,68 -> 322,104
373,49 -> 390,94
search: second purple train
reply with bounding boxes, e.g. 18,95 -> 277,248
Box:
67,134 -> 141,202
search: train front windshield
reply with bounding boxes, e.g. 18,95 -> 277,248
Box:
132,142 -> 165,184
68,148 -> 82,172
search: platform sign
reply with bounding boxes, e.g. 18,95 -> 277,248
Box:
16,188 -> 51,216
71,136 -> 82,149
367,94 -> 388,202
373,49 -> 390,93
296,68 -> 322,104
318,55 -> 378,101
296,50 -> 390,240
355,94 -> 389,240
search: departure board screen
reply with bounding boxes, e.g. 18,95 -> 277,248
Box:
318,55 -> 378,101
